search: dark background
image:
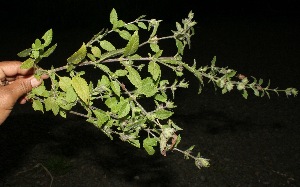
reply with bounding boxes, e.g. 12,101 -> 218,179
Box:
1,1 -> 300,186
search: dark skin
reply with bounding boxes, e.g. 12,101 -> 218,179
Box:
0,61 -> 48,125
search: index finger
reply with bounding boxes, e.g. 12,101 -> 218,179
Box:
0,61 -> 34,79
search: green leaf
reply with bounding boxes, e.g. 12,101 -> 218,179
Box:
98,75 -> 110,88
105,97 -> 118,109
93,109 -> 109,128
124,31 -> 139,56
44,97 -> 59,115
65,86 -> 77,102
20,58 -> 35,69
32,100 -> 44,113
59,77 -> 72,92
154,93 -> 167,102
154,109 -> 173,120
242,89 -> 248,99
138,77 -> 158,97
42,44 -> 57,57
32,85 -> 49,97
143,137 -> 158,155
42,29 -> 53,47
100,40 -> 116,52
110,8 -> 118,25
111,80 -> 121,97
175,39 -> 184,55
148,61 -> 161,81
117,30 -> 131,40
115,69 -> 127,77
87,53 -> 96,61
125,23 -> 139,31
137,22 -> 147,29
126,66 -> 142,88
32,39 -> 43,50
67,43 -> 87,64
150,43 -> 160,53
91,46 -> 101,58
72,76 -> 90,105
117,100 -> 130,118
17,48 -> 31,57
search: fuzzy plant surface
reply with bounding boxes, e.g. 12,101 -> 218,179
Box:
17,8 -> 298,169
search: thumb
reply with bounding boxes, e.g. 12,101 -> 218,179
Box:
4,77 -> 42,105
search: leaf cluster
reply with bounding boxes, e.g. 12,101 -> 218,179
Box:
17,8 -> 298,170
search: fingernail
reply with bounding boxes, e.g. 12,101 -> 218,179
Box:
30,78 -> 41,87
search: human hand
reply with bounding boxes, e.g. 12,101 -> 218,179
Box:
0,61 -> 48,125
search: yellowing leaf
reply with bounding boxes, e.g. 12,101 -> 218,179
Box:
67,43 -> 87,64
72,76 -> 90,105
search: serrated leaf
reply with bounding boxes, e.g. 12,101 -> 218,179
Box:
32,85 -> 49,97
125,23 -> 139,31
93,109 -> 109,128
66,86 -> 77,102
100,40 -> 116,51
87,53 -> 96,61
150,43 -> 160,53
105,97 -> 118,109
44,97 -> 59,115
42,43 -> 57,57
110,8 -> 118,25
42,29 -> 53,47
17,48 -> 31,57
143,137 -> 157,155
98,75 -> 110,88
175,39 -> 184,55
154,93 -> 167,102
126,66 -> 142,88
67,43 -> 86,64
138,77 -> 158,97
155,109 -> 173,120
59,77 -> 72,92
242,89 -> 248,99
20,58 -> 35,69
91,46 -> 101,58
124,31 -> 139,56
148,61 -> 161,81
32,39 -> 43,50
115,69 -> 127,77
111,80 -> 121,97
117,100 -> 130,118
32,100 -> 43,112
72,76 -> 90,104
117,30 -> 131,40
138,22 -> 147,29
97,64 -> 111,74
